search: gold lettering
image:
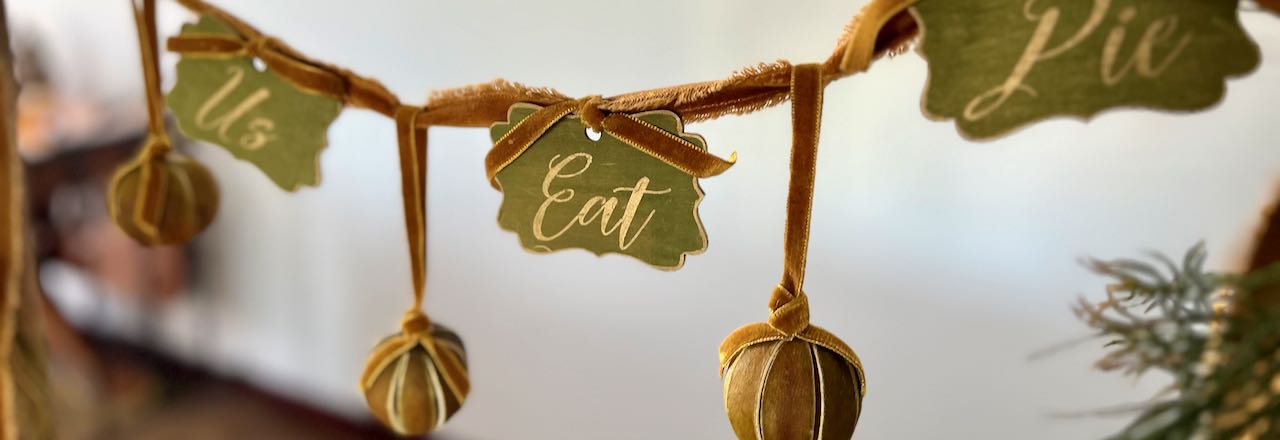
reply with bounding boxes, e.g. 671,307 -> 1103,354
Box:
575,196 -> 610,228
531,153 -> 671,250
965,0 -> 1196,120
1101,8 -> 1193,85
194,66 -> 277,150
239,118 -> 277,151
533,153 -> 590,241
964,0 -> 1109,121
611,178 -> 671,250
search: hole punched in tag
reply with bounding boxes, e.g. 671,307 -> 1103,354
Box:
584,127 -> 603,142
251,57 -> 268,72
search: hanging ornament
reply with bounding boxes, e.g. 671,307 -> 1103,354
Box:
360,107 -> 469,436
361,310 -> 469,436
485,98 -> 735,270
108,141 -> 219,245
109,0 -> 219,245
718,64 -> 866,440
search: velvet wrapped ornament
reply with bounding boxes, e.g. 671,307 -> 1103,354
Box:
108,145 -> 219,245
717,64 -> 865,440
110,0 -> 219,246
359,107 -> 470,436
361,310 -> 469,436
720,286 -> 865,440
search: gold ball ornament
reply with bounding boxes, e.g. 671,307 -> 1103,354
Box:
719,286 -> 866,440
108,143 -> 218,245
361,310 -> 470,436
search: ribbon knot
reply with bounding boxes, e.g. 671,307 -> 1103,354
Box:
401,308 -> 432,335
242,35 -> 274,58
767,284 -> 811,336
167,16 -> 402,116
484,98 -> 736,188
139,134 -> 173,160
574,95 -> 607,132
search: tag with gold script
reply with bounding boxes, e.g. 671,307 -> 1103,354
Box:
490,104 -> 709,270
913,0 -> 1260,140
167,15 -> 342,190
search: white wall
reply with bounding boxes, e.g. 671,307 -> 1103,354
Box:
14,1 -> 1280,439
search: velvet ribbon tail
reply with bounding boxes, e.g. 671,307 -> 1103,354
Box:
484,100 -> 576,187
130,0 -> 172,240
395,106 -> 428,311
768,64 -> 825,337
483,97 -> 736,189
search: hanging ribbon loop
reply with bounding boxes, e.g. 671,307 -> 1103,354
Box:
768,63 -> 825,336
395,105 -> 428,312
129,0 -> 172,237
484,96 -> 737,188
132,0 -> 167,143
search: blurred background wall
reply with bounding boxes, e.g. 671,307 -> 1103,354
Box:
8,1 -> 1280,438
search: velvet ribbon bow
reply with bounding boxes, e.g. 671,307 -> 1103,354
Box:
165,0 -> 402,116
483,96 -> 738,188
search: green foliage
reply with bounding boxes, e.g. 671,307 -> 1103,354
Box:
1078,244 -> 1280,439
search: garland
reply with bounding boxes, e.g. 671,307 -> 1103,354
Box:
100,0 -> 1278,438
163,0 -> 919,125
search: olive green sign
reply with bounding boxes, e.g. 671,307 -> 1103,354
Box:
490,104 -> 709,270
913,0 -> 1260,140
167,15 -> 342,191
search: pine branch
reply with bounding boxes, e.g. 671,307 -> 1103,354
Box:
1077,244 -> 1280,439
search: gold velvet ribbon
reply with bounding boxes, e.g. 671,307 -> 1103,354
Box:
0,2 -> 24,435
167,0 -> 919,129
838,0 -> 919,73
769,64 -> 824,337
483,97 -> 738,188
129,0 -> 174,239
167,34 -> 342,98
167,0 -> 402,117
716,63 -> 865,395
395,106 -> 430,319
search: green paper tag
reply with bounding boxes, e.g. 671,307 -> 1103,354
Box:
913,0 -> 1260,140
167,15 -> 342,190
490,104 -> 709,270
